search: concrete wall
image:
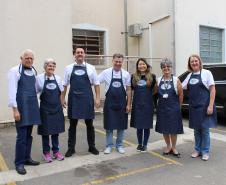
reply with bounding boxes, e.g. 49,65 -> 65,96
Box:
0,0 -> 72,122
175,0 -> 226,75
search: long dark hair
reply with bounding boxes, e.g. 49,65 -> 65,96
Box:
132,58 -> 153,87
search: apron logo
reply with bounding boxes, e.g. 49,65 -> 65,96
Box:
189,78 -> 199,85
137,80 -> 147,86
46,83 -> 57,90
24,70 -> 34,76
74,69 -> 85,76
112,81 -> 122,88
160,84 -> 171,90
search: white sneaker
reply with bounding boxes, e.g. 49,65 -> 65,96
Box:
104,147 -> 112,154
117,147 -> 125,154
202,154 -> 209,161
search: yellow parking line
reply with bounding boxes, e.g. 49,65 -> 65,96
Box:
81,162 -> 172,185
211,128 -> 226,134
0,153 -> 17,185
95,128 -> 183,166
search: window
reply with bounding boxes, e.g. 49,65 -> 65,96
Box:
200,26 -> 223,63
72,29 -> 104,55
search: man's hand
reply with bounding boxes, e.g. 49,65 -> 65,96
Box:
207,105 -> 213,115
13,108 -> 20,122
61,97 -> 67,108
126,105 -> 131,113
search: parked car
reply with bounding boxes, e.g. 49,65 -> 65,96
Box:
179,64 -> 226,124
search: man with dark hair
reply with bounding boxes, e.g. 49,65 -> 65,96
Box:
62,47 -> 100,157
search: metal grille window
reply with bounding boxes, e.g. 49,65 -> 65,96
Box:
200,26 -> 223,63
72,29 -> 104,55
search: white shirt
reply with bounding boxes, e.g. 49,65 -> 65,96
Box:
157,76 -> 179,94
36,73 -> 64,94
182,69 -> 215,90
98,67 -> 131,93
62,61 -> 99,86
8,64 -> 37,108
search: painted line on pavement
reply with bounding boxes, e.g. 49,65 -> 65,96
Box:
81,162 -> 172,185
94,127 -> 183,166
0,152 -> 16,185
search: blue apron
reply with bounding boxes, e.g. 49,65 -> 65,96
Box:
156,76 -> 183,134
187,71 -> 217,129
130,77 -> 154,129
103,70 -> 128,130
38,75 -> 65,135
68,64 -> 94,119
16,64 -> 41,127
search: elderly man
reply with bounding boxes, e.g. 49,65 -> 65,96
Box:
98,53 -> 131,154
62,47 -> 100,157
8,49 -> 41,175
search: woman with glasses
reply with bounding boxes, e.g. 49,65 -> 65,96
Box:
182,54 -> 217,161
156,58 -> 184,157
130,58 -> 156,152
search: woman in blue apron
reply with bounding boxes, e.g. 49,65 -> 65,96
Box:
156,58 -> 184,158
37,59 -> 65,162
8,49 -> 41,175
130,58 -> 156,152
182,54 -> 217,161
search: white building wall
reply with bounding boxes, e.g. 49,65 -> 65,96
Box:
175,0 -> 226,75
0,0 -> 72,122
127,0 -> 174,76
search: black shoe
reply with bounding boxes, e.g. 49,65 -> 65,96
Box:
140,146 -> 147,153
136,145 -> 142,152
16,165 -> 26,175
88,146 -> 99,155
65,149 -> 75,157
171,150 -> 181,158
163,149 -> 172,155
24,159 -> 40,166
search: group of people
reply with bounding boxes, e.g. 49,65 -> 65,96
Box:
8,48 -> 217,175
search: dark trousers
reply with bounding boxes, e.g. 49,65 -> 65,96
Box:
15,125 -> 33,167
68,119 -> 95,150
42,134 -> 59,154
137,129 -> 150,146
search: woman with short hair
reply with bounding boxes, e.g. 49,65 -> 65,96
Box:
156,58 -> 184,157
36,59 -> 65,162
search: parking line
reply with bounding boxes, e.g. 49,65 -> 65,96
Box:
94,128 -> 183,166
211,128 -> 226,134
81,162 -> 172,185
0,153 -> 16,185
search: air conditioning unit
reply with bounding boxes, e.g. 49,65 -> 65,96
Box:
128,24 -> 143,37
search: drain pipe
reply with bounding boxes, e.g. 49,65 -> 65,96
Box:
124,0 -> 128,56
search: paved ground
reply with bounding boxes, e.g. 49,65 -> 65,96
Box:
0,114 -> 226,185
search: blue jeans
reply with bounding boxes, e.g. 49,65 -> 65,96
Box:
106,130 -> 124,148
194,128 -> 210,154
42,134 -> 59,154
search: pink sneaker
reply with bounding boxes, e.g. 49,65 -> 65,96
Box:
53,151 -> 64,161
43,153 -> 53,163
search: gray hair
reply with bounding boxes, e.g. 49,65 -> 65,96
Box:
43,58 -> 56,69
113,53 -> 124,59
160,58 -> 173,69
20,49 -> 34,59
